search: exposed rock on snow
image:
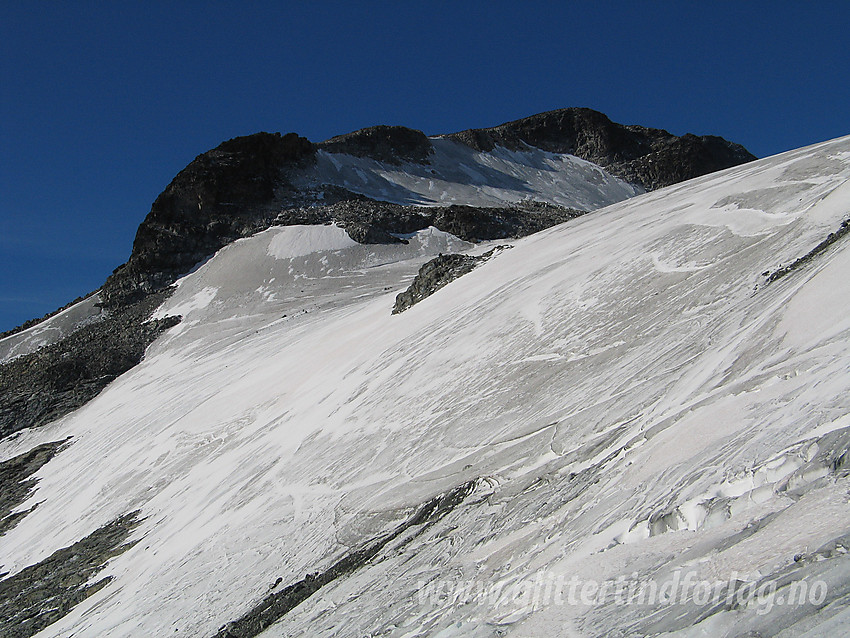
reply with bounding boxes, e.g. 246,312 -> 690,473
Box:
0,291 -> 179,439
212,481 -> 475,638
764,216 -> 850,284
392,246 -> 510,314
0,438 -> 70,536
277,199 -> 586,244
0,511 -> 141,638
341,221 -> 409,245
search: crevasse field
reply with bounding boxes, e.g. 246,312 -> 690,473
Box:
1,136 -> 850,637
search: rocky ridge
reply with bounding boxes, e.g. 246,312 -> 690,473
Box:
96,107 -> 755,310
318,125 -> 433,165
446,107 -> 756,190
0,292 -> 99,342
276,199 -> 585,244
392,246 -> 510,314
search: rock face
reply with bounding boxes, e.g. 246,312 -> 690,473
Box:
446,107 -> 756,190
100,132 -> 315,307
0,511 -> 142,638
0,439 -> 71,537
319,125 -> 433,164
277,199 -> 585,244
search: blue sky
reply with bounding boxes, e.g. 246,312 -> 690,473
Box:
1,2 -> 848,332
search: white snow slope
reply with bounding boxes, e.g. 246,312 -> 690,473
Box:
2,136 -> 850,637
292,137 -> 642,208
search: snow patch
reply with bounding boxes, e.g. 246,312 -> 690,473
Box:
267,224 -> 359,259
293,138 -> 642,209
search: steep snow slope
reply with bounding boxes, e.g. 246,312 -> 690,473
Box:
293,137 -> 642,208
2,137 -> 850,637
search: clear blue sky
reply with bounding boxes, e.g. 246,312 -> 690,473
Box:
1,2 -> 848,332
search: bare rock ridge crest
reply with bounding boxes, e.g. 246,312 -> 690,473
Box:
446,107 -> 755,189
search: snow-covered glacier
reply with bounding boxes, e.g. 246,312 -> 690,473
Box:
2,136 -> 850,637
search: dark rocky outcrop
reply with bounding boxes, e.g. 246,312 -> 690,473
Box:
392,247 -> 509,314
277,199 -> 585,245
446,107 -> 756,190
275,197 -> 430,237
212,481 -> 475,638
319,125 -> 433,165
0,511 -> 142,638
763,217 -> 850,284
100,132 -> 315,308
0,439 -> 71,536
429,204 -> 576,242
0,291 -> 179,440
340,221 -> 409,245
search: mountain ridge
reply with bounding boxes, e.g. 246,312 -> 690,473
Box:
445,107 -> 756,189
97,107 -> 754,309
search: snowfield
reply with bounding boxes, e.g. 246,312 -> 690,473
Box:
292,137 -> 643,209
2,136 -> 850,637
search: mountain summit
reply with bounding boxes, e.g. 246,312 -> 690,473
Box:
447,107 -> 756,189
97,108 -> 754,308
